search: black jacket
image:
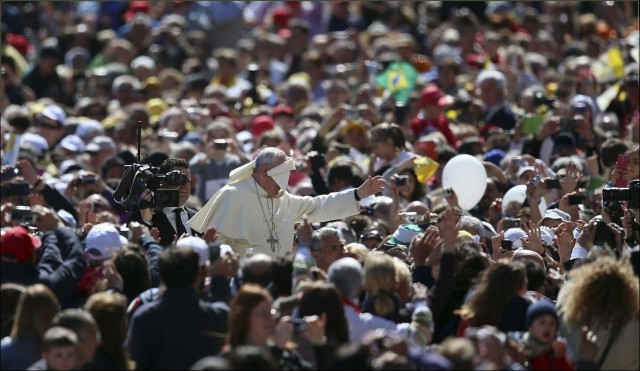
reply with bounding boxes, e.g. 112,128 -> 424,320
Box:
0,227 -> 87,307
130,206 -> 199,246
485,104 -> 517,131
127,287 -> 229,370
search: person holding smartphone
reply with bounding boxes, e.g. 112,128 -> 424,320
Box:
189,119 -> 249,204
610,145 -> 639,188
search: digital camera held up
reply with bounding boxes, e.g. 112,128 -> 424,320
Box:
602,180 -> 639,209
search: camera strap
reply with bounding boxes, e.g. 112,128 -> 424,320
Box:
114,165 -> 140,206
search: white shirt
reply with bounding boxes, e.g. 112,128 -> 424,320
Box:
343,304 -> 396,343
162,206 -> 192,237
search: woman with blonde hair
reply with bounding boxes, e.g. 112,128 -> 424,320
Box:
84,291 -> 129,370
557,257 -> 639,370
0,284 -> 60,369
361,253 -> 411,323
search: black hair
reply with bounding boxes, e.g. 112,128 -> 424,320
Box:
158,157 -> 189,174
101,156 -> 125,179
436,144 -> 458,165
524,260 -> 546,292
1,53 -> 16,72
370,123 -> 406,150
112,247 -> 151,301
328,163 -> 355,189
159,246 -> 200,288
50,309 -> 95,342
600,138 -> 629,168
269,255 -> 293,299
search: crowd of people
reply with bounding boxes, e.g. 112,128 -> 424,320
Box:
1,1 -> 639,370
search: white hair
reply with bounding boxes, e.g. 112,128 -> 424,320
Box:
310,227 -> 341,252
328,257 -> 363,300
476,70 -> 507,91
254,147 -> 286,170
111,75 -> 141,95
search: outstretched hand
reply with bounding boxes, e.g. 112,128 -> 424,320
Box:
356,176 -> 386,199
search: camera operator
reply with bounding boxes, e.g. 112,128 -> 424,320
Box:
0,205 -> 87,309
131,157 -> 199,245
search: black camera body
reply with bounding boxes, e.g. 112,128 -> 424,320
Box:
0,183 -> 30,197
593,220 -> 617,248
11,205 -> 32,223
602,180 -> 639,209
394,174 -> 409,186
532,91 -> 556,107
78,175 -> 98,184
114,164 -> 183,211
1,167 -> 20,182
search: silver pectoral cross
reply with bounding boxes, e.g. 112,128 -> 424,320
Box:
267,235 -> 278,252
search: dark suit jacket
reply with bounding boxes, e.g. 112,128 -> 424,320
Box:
130,207 -> 200,246
485,105 -> 517,131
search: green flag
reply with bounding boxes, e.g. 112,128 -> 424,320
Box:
375,61 -> 418,104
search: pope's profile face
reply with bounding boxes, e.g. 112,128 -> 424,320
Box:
262,158 -> 287,197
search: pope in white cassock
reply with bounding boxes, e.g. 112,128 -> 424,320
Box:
188,147 -> 386,257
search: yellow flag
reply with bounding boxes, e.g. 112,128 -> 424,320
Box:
608,47 -> 625,79
413,156 -> 439,183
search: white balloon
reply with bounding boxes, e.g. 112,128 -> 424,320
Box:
501,185 -> 527,213
442,154 -> 487,210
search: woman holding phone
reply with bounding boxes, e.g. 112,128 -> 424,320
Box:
226,284 -> 327,370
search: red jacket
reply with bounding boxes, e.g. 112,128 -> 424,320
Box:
529,350 -> 574,371
410,114 -> 457,147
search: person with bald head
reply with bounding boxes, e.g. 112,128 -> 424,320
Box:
189,147 -> 386,257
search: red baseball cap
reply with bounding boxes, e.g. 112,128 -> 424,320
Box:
124,1 -> 150,21
420,86 -> 447,107
1,226 -> 41,264
251,115 -> 276,137
272,104 -> 294,117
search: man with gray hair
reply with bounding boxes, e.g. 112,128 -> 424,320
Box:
476,70 -> 516,131
189,147 -> 385,257
327,257 -> 396,342
309,227 -> 346,272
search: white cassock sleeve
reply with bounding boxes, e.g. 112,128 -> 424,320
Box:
288,188 -> 360,224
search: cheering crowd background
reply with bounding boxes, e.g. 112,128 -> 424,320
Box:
1,1 -> 639,370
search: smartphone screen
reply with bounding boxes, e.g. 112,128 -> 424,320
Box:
546,179 -> 561,189
568,194 -> 586,205
615,154 -> 630,187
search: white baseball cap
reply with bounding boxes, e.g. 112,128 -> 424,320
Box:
85,223 -> 127,263
176,236 -> 209,267
40,104 -> 67,125
59,135 -> 85,153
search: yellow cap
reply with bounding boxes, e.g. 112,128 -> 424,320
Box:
142,76 -> 161,90
145,98 -> 169,116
